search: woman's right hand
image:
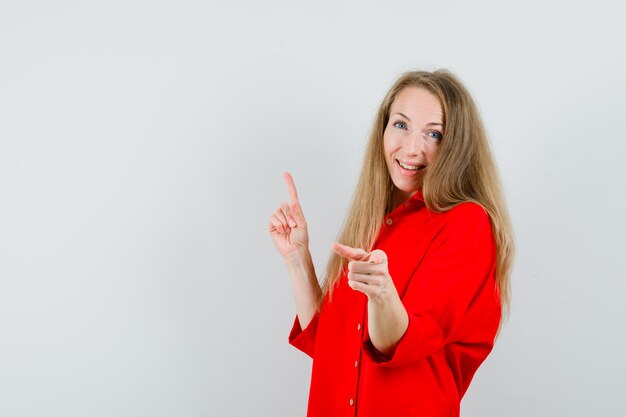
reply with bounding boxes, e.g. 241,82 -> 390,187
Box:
268,172 -> 310,260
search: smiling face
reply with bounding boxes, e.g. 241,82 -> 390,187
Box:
383,86 -> 445,205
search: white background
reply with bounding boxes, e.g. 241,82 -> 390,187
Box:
1,1 -> 625,416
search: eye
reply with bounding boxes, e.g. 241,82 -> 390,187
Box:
427,130 -> 443,141
393,121 -> 407,129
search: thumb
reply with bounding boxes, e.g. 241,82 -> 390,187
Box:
368,249 -> 388,264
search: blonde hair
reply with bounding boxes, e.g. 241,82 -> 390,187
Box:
321,69 -> 514,326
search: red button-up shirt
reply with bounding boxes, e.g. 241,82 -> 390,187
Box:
289,190 -> 501,417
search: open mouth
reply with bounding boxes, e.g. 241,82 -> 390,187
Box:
396,159 -> 426,171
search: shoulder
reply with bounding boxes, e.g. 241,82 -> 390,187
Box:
433,202 -> 494,251
444,201 -> 491,230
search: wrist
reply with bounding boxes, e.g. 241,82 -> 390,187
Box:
283,246 -> 311,265
369,284 -> 400,308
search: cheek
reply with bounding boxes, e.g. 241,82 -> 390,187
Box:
424,144 -> 440,164
383,132 -> 400,156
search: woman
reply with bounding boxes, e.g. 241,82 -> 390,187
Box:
268,69 -> 514,417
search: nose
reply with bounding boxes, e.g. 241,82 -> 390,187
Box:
406,131 -> 425,156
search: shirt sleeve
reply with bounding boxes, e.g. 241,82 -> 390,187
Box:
362,202 -> 499,367
288,313 -> 319,358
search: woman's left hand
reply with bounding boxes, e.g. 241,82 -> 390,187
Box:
332,242 -> 400,306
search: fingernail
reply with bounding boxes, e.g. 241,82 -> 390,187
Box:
289,220 -> 296,227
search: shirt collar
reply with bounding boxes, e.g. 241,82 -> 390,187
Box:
396,189 -> 424,210
410,189 -> 424,202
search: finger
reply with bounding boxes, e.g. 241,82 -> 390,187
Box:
347,279 -> 373,296
347,271 -> 382,285
349,261 -> 386,275
283,172 -> 299,203
332,242 -> 369,261
268,218 -> 278,233
275,206 -> 289,229
269,217 -> 284,234
272,214 -> 286,233
283,172 -> 306,223
289,199 -> 306,225
282,201 -> 297,228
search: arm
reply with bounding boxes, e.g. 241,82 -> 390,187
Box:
268,172 -> 322,330
366,287 -> 408,358
333,243 -> 407,358
284,248 -> 322,329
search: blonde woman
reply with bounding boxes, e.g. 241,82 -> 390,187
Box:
268,70 -> 514,417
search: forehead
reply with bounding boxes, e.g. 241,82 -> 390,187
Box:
390,86 -> 443,123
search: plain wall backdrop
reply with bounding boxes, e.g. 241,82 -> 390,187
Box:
1,0 -> 625,416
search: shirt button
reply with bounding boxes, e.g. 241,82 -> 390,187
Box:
354,360 -> 358,367
357,323 -> 361,331
386,218 -> 393,225
349,398 -> 354,406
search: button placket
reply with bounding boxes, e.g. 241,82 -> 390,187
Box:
351,312 -> 364,413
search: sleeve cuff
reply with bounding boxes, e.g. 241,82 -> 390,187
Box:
361,313 -> 445,367
288,313 -> 319,358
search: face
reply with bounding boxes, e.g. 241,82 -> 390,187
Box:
383,86 -> 444,202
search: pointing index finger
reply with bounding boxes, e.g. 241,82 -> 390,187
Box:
332,242 -> 369,261
283,172 -> 299,204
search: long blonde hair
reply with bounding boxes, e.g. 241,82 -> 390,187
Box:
321,69 -> 514,325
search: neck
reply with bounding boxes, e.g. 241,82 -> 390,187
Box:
390,189 -> 414,212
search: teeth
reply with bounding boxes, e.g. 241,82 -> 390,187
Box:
398,160 -> 422,171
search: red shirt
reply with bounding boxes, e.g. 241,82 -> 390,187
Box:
289,190 -> 501,417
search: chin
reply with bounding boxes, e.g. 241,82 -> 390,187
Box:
391,183 -> 420,201
392,177 -> 423,193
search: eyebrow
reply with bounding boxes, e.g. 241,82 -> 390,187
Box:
393,112 -> 443,127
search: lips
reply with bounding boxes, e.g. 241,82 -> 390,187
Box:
396,159 -> 426,171
394,159 -> 426,178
